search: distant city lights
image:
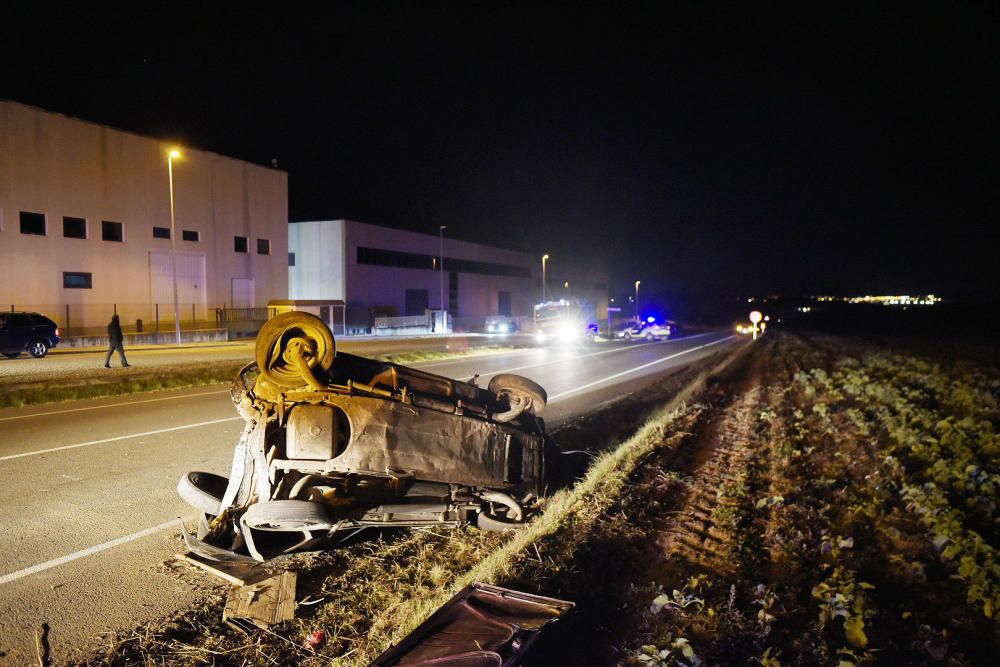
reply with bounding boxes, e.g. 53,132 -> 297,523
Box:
812,294 -> 941,306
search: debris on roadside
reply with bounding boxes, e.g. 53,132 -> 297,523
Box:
303,629 -> 326,652
370,582 -> 574,666
175,544 -> 298,628
175,551 -> 267,587
222,571 -> 297,628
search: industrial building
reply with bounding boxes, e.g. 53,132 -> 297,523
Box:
0,100 -> 288,334
288,219 -> 542,333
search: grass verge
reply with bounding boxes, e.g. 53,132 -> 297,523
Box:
0,361 -> 247,409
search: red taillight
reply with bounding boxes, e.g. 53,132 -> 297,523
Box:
55,328 -> 60,337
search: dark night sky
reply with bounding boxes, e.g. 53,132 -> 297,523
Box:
2,3 -> 997,316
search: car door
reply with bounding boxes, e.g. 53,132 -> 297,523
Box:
9,314 -> 32,350
0,313 -> 10,352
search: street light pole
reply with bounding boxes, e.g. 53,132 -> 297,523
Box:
542,254 -> 549,303
634,280 -> 641,320
167,149 -> 182,345
439,225 -> 446,333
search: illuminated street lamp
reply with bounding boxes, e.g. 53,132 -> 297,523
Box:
542,254 -> 550,303
634,280 -> 641,320
749,310 -> 763,340
167,148 -> 182,345
439,225 -> 447,333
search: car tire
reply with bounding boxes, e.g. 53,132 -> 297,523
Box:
476,509 -> 525,532
177,471 -> 229,515
645,332 -> 654,341
488,373 -> 547,415
2,352 -> 19,359
255,312 -> 335,389
624,331 -> 632,340
28,340 -> 49,358
242,500 -> 335,531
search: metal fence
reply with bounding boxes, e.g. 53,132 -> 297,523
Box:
215,306 -> 278,339
5,302 -> 217,337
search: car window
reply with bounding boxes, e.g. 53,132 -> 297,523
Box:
10,314 -> 31,327
30,314 -> 54,326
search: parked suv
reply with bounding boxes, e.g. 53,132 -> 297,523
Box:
0,312 -> 60,358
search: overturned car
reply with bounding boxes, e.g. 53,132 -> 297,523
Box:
179,312 -> 572,561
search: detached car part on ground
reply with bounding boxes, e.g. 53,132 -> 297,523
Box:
371,582 -> 574,666
179,312 -> 575,561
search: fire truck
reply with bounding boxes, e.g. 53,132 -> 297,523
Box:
532,300 -> 598,343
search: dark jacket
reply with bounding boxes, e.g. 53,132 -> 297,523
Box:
108,316 -> 123,344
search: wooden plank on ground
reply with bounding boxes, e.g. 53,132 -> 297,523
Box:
223,571 -> 298,627
175,552 -> 267,586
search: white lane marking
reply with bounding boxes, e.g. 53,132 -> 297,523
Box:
0,519 -> 179,586
0,389 -> 229,422
548,336 -> 735,402
0,417 -> 243,463
456,332 -> 718,381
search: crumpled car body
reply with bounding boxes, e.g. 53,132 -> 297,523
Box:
179,312 -> 562,561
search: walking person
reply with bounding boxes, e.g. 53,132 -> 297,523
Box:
104,314 -> 130,368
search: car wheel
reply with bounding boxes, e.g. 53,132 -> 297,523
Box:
488,373 -> 547,420
28,340 -> 49,358
476,508 -> 526,532
645,332 -> 654,341
624,331 -> 632,339
2,352 -> 19,359
177,471 -> 229,515
255,312 -> 335,390
241,500 -> 335,531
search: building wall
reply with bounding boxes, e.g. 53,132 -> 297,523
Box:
288,219 -> 345,300
289,219 -> 536,330
0,100 -> 288,329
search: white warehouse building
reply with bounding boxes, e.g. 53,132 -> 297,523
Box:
288,219 -> 538,333
0,100 -> 289,334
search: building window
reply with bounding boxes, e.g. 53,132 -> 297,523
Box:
182,230 -> 199,242
63,272 -> 93,289
498,291 -> 512,317
20,211 -> 46,236
153,226 -> 171,239
234,235 -> 248,253
63,216 -> 87,239
288,252 -> 296,267
102,220 -> 124,242
405,289 -> 429,316
356,246 -> 529,277
257,238 -> 270,255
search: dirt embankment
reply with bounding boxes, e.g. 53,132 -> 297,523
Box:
519,333 -> 1000,666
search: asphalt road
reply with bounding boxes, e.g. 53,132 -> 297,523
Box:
0,333 -> 736,664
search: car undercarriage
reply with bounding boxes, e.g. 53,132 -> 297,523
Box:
178,312 -> 577,561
